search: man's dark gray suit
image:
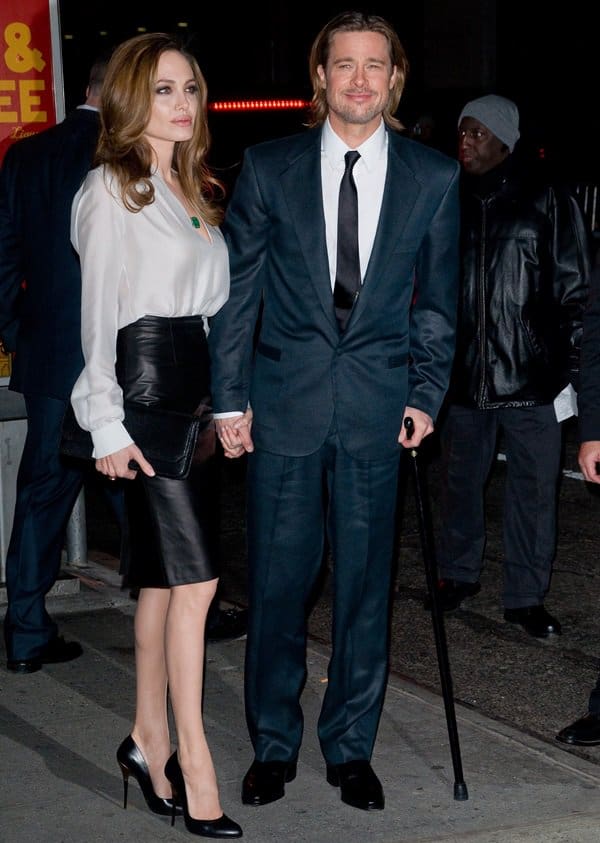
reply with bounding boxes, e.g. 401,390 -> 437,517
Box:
0,107 -> 100,664
209,126 -> 460,770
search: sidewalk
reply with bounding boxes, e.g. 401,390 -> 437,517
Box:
2,561 -> 600,843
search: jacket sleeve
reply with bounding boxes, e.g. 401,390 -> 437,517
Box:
0,147 -> 24,352
408,161 -> 461,421
551,186 -> 593,389
207,147 -> 268,414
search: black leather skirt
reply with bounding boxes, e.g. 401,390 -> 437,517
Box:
116,315 -> 219,588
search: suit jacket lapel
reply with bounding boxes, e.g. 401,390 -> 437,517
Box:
280,135 -> 338,329
278,131 -> 422,333
351,136 -> 420,328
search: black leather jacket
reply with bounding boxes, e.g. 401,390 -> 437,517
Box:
449,157 -> 592,408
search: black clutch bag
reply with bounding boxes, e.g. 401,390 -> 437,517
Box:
60,402 -> 214,480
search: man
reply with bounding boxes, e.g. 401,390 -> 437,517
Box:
556,247 -> 600,746
0,60 -> 107,673
430,95 -> 591,637
408,112 -> 436,147
208,11 -> 460,812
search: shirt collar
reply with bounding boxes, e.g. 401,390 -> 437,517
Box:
321,117 -> 387,172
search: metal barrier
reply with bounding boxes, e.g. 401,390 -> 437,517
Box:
0,410 -> 27,583
65,489 -> 88,567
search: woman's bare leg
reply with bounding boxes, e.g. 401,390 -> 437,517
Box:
130,587 -> 172,798
166,577 -> 220,819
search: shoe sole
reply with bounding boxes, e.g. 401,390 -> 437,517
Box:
340,795 -> 384,811
556,734 -> 600,746
6,661 -> 42,674
242,791 -> 284,806
504,622 -> 562,639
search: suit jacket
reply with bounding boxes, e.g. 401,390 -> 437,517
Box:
208,127 -> 460,460
0,107 -> 100,400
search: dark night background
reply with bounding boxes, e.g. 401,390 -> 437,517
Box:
56,1 -> 598,191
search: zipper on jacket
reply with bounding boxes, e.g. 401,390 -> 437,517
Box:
476,199 -> 487,406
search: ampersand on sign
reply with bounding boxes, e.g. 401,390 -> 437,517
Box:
4,22 -> 46,73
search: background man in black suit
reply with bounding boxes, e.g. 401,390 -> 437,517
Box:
557,246 -> 600,746
209,11 -> 460,813
0,59 -> 108,674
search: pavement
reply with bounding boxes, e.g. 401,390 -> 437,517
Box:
2,555 -> 600,843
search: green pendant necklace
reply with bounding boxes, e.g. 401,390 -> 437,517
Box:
190,216 -> 201,229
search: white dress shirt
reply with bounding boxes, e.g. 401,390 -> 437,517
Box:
70,165 -> 230,458
321,117 -> 388,288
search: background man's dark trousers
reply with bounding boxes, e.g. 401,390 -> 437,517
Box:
437,403 -> 561,609
3,396 -> 84,660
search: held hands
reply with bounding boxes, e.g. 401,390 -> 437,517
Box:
96,443 -> 155,481
398,407 -> 434,448
216,409 -> 254,459
578,441 -> 600,483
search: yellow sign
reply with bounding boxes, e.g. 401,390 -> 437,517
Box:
0,349 -> 12,379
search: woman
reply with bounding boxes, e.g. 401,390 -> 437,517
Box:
70,33 -> 242,838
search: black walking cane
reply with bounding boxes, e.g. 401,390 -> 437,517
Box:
403,417 -> 468,801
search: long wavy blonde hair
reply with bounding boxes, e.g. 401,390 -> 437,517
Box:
307,11 -> 409,132
95,32 -> 224,225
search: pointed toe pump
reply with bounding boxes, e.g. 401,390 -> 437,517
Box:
164,751 -> 242,838
116,735 -> 182,816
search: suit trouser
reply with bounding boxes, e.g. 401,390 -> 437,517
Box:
437,403 -> 562,609
3,395 -> 84,660
245,429 -> 401,765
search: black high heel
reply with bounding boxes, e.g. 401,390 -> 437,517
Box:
116,735 -> 182,816
164,751 -> 242,838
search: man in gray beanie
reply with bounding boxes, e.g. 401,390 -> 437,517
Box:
427,93 -> 593,639
458,94 -> 520,153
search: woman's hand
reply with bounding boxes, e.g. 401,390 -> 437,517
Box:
216,409 -> 254,459
95,443 -> 155,480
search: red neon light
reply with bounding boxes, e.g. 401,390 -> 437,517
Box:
209,99 -> 310,112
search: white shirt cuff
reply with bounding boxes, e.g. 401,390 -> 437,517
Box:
91,419 -> 134,459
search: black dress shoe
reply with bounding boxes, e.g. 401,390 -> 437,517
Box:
424,578 -> 481,612
241,760 -> 297,806
7,636 -> 83,673
556,713 -> 600,746
206,608 -> 248,643
326,760 -> 384,811
503,605 -> 561,638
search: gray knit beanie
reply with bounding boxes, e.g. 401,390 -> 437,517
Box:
458,94 -> 520,152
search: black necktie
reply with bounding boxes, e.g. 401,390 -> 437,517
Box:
333,150 -> 361,331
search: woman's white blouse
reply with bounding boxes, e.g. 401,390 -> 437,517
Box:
70,165 -> 230,459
